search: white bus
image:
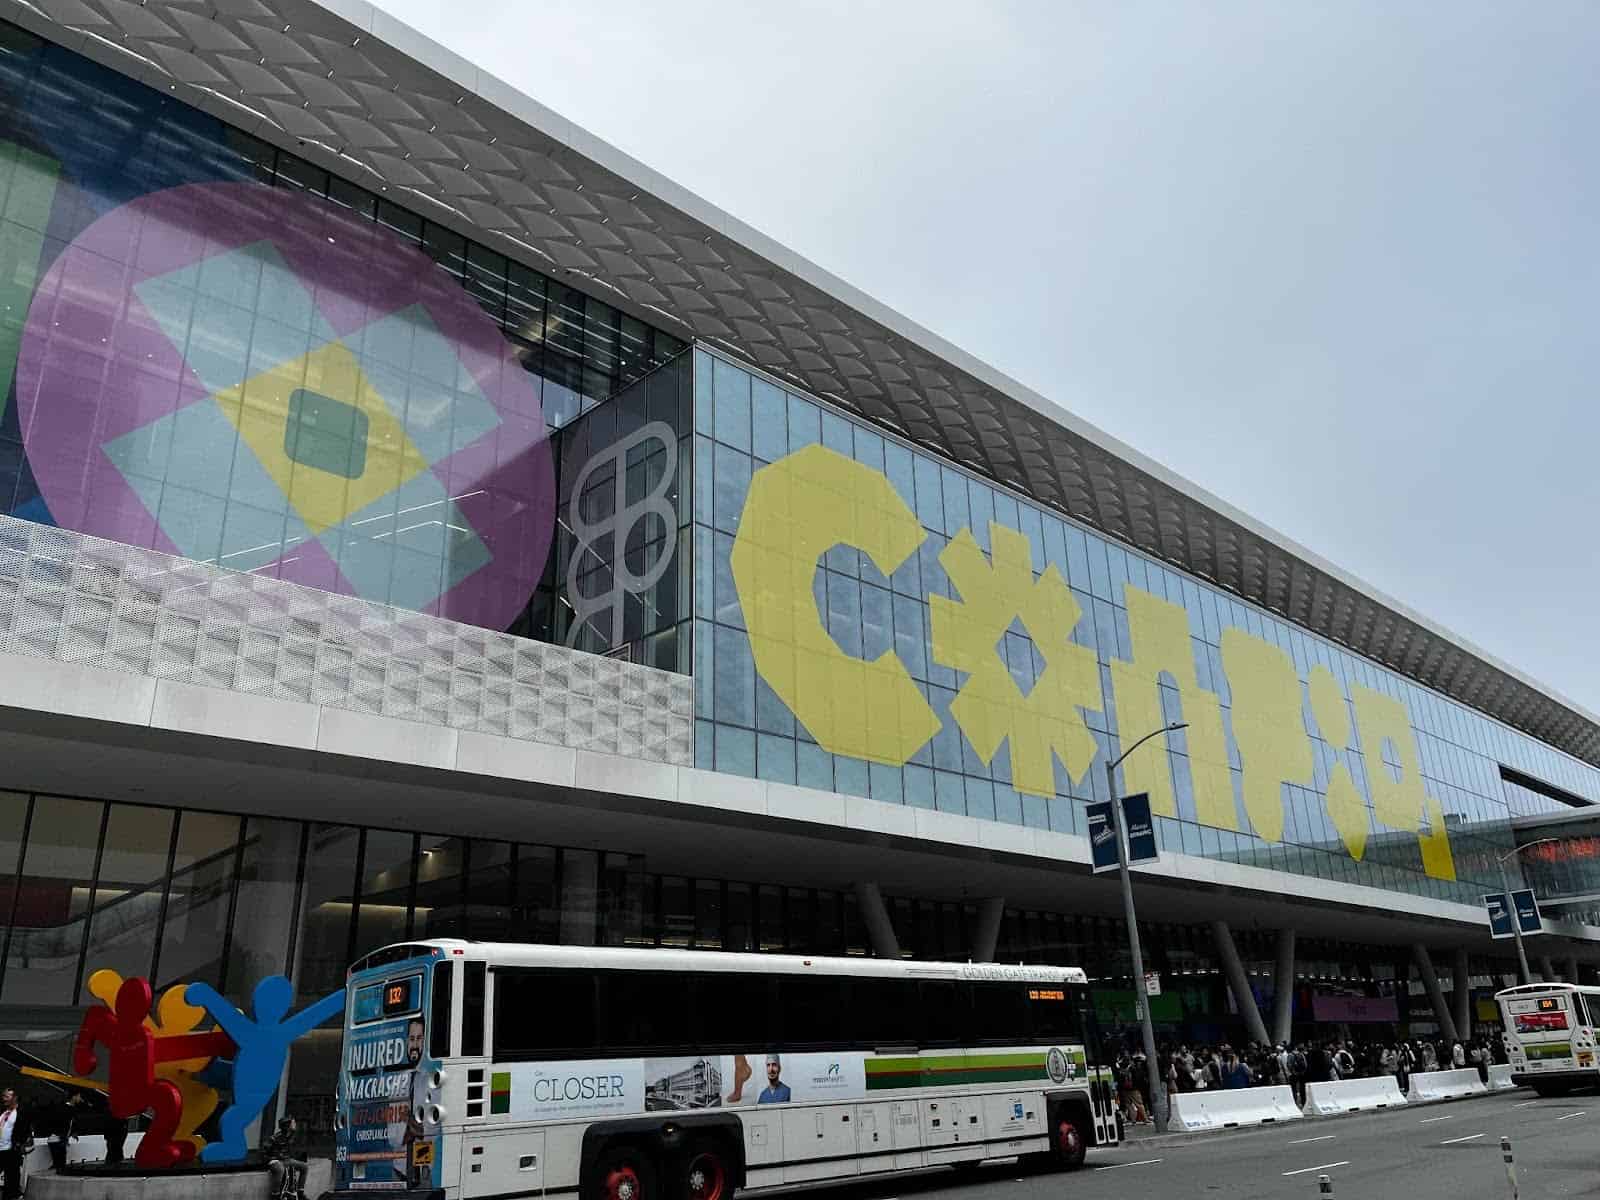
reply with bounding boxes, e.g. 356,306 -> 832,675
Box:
329,940 -> 1119,1200
1496,981 -> 1600,1095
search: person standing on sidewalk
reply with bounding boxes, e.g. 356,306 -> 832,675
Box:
0,1089 -> 33,1200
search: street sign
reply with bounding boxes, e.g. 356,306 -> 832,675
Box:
1144,971 -> 1162,997
1086,800 -> 1119,874
1123,792 -> 1158,865
1512,889 -> 1543,935
1483,892 -> 1513,939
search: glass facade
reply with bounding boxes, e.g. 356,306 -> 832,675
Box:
0,20 -> 683,638
691,347 -> 1600,909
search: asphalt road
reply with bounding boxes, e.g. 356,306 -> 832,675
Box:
760,1091 -> 1597,1200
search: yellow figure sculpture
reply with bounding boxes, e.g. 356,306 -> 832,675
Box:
87,969 -> 225,1156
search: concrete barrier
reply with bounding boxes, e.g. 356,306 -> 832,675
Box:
1303,1076 -> 1408,1116
1406,1067 -> 1487,1102
1487,1064 -> 1518,1091
1169,1085 -> 1304,1131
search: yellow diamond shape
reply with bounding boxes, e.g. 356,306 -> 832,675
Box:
214,340 -> 429,534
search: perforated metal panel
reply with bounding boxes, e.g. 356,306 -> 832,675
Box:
0,515 -> 694,764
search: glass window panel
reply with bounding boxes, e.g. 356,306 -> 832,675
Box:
786,392 -> 820,449
712,623 -> 754,726
0,792 -> 27,949
81,803 -> 174,1002
511,845 -> 560,944
414,837 -> 469,939
712,357 -> 751,451
351,829 -> 415,958
712,443 -> 751,535
4,797 -> 102,1007
716,725 -> 756,777
820,410 -> 852,455
223,816 -> 301,1006
757,733 -> 797,785
835,756 -> 870,799
797,743 -> 834,792
751,378 -> 787,462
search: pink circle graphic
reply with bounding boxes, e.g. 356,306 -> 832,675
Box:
14,181 -> 554,629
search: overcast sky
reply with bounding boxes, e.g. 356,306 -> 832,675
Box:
374,1 -> 1600,716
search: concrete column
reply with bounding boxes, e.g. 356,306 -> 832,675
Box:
855,881 -> 901,959
1567,956 -> 1581,986
1540,955 -> 1559,983
1212,920 -> 1270,1045
1271,928 -> 1296,1044
1452,947 -> 1472,1041
971,897 -> 1005,963
1412,945 -> 1459,1043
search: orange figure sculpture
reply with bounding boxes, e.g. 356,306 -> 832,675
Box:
71,977 -> 234,1168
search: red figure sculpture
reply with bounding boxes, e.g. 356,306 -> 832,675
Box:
72,977 -> 234,1168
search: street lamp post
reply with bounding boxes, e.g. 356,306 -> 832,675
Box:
1103,720 -> 1186,1135
1496,838 -> 1559,985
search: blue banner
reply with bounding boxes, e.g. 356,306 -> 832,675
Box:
1512,889 -> 1543,935
1123,793 -> 1158,866
1483,892 -> 1513,939
1087,801 -> 1119,874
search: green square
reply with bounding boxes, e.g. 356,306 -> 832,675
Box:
284,388 -> 368,478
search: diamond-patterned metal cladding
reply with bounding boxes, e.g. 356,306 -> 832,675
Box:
0,514 -> 694,764
7,0 -> 1597,768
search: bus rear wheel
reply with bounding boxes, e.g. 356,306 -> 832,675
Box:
1052,1113 -> 1088,1170
597,1145 -> 656,1200
682,1141 -> 732,1200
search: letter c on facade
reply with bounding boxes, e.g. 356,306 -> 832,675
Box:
731,444 -> 939,764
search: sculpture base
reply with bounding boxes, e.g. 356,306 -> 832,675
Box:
26,1158 -> 332,1200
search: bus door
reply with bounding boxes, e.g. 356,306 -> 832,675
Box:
1075,992 -> 1117,1145
1504,993 -> 1577,1072
336,959 -> 447,1192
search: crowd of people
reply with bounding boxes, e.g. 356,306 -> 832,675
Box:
1110,1033 -> 1509,1124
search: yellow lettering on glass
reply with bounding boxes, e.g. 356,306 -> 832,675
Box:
928,523 -> 1101,798
1308,665 -> 1369,861
1219,628 -> 1311,842
1110,587 -> 1237,829
1351,683 -> 1456,881
729,444 -> 940,764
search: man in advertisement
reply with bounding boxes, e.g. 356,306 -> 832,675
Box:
757,1055 -> 791,1104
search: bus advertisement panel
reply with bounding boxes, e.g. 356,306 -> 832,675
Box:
337,967 -> 444,1192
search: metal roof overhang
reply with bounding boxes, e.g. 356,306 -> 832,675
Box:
8,0 -> 1599,769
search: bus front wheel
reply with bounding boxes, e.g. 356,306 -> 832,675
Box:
597,1145 -> 657,1200
681,1140 -> 733,1200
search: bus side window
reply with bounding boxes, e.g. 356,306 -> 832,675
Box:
597,971 -> 696,1053
429,960 -> 454,1059
695,973 -> 774,1051
850,979 -> 916,1047
493,968 -> 597,1060
918,981 -> 971,1047
777,976 -> 847,1048
971,982 -> 1030,1044
462,961 -> 486,1057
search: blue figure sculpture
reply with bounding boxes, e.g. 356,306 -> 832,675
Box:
184,976 -> 346,1163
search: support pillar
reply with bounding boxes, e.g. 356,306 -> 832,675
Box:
1567,956 -> 1581,986
971,897 -> 1005,963
1413,944 -> 1459,1043
1452,947 -> 1471,1041
855,881 -> 901,959
1540,955 -> 1559,983
1212,920 -> 1270,1045
1271,928 -> 1296,1045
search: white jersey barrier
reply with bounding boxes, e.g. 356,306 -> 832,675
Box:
1406,1067 -> 1487,1102
1303,1076 -> 1408,1116
1487,1064 -> 1518,1091
1168,1085 -> 1304,1131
